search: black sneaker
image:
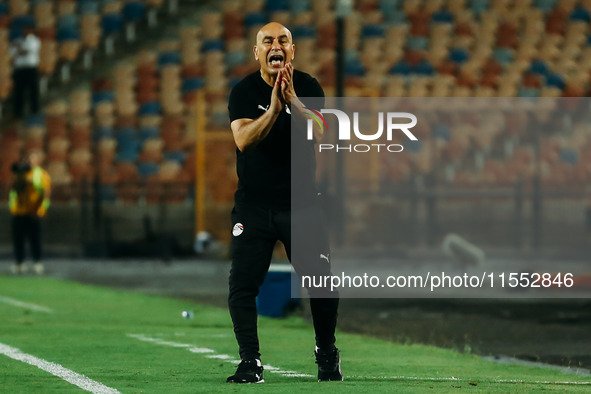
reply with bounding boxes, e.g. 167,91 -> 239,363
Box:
226,359 -> 264,383
315,347 -> 343,381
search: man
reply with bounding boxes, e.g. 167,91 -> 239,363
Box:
10,25 -> 41,119
9,152 -> 51,274
226,22 -> 341,383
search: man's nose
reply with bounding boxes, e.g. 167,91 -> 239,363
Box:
271,38 -> 281,49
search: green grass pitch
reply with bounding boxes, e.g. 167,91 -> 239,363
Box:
0,275 -> 589,393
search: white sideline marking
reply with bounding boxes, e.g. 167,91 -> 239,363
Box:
127,334 -> 313,378
0,295 -> 53,313
0,342 -> 120,394
188,347 -> 215,354
346,375 -> 591,385
206,354 -> 235,360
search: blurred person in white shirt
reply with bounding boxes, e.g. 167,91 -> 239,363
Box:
10,25 -> 41,119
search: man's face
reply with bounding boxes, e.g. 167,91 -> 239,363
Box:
29,152 -> 41,167
254,23 -> 295,76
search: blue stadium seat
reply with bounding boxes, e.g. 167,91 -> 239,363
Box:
57,15 -> 81,41
470,0 -> 489,15
93,127 -> 114,141
289,0 -> 309,13
404,140 -> 422,153
59,15 -> 78,29
432,9 -> 454,23
123,1 -> 145,22
528,59 -> 549,76
449,48 -> 469,64
181,78 -> 205,93
116,128 -> 139,144
414,60 -> 434,76
379,0 -> 402,14
570,6 -> 591,22
407,36 -> 429,50
164,151 -> 186,164
80,0 -> 100,15
225,51 -> 246,69
244,13 -> 266,27
389,60 -> 411,75
57,28 -> 81,41
92,91 -> 115,104
344,59 -> 365,76
361,25 -> 385,38
534,0 -> 557,13
546,72 -> 565,90
115,150 -> 139,162
137,162 -> 160,177
10,15 -> 36,40
433,125 -> 451,141
492,48 -> 514,65
115,128 -> 141,161
139,102 -> 161,115
0,3 -> 8,14
517,88 -> 540,97
157,51 -> 181,66
559,148 -> 578,164
102,13 -> 123,35
292,25 -> 316,39
345,49 -> 360,64
384,10 -> 407,24
201,39 -> 225,53
265,0 -> 289,11
139,127 -> 160,142
25,114 -> 45,127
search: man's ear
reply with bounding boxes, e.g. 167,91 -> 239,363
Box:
253,45 -> 259,61
291,44 -> 295,60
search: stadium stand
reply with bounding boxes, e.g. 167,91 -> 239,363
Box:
1,0 -> 591,208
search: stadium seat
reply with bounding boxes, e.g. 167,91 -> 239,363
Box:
244,12 -> 266,27
10,15 -> 36,40
158,51 -> 181,66
163,150 -> 186,164
534,0 -> 558,13
289,0 -> 309,13
138,126 -> 160,142
265,0 -> 289,12
139,101 -> 161,116
546,72 -> 566,90
201,39 -> 224,53
470,0 -> 489,15
102,13 -> 122,35
449,48 -> 469,64
80,0 -> 100,15
406,35 -> 429,50
431,9 -> 454,23
570,5 -> 590,22
528,59 -> 549,76
137,162 -> 160,178
123,1 -> 145,22
415,60 -> 435,75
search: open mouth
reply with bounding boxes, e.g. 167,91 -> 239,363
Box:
268,53 -> 284,68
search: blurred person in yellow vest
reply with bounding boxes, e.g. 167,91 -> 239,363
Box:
8,152 -> 51,274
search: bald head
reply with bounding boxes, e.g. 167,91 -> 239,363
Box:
254,22 -> 295,80
256,22 -> 292,44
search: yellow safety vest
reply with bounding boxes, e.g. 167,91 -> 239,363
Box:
8,166 -> 51,217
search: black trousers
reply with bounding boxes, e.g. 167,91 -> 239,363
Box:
12,215 -> 42,264
13,67 -> 40,118
228,201 -> 339,360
